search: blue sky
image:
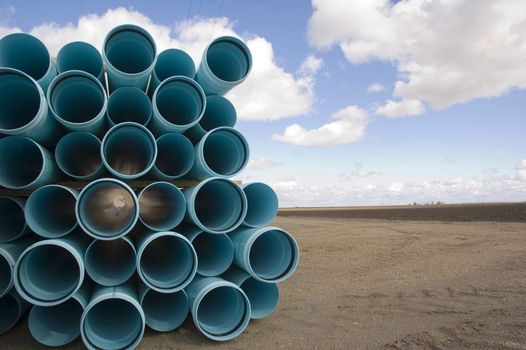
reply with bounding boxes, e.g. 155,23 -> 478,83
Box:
1,0 -> 525,206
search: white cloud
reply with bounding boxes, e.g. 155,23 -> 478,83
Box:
367,83 -> 385,93
375,98 -> 425,118
246,157 -> 282,170
272,105 -> 368,147
308,0 -> 526,109
516,160 -> 526,181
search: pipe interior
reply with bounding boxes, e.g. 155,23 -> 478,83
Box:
0,254 -> 11,295
0,293 -> 20,335
249,230 -> 295,280
206,39 -> 250,82
193,233 -> 233,276
241,278 -> 279,319
56,133 -> 102,178
197,286 -> 247,336
155,134 -> 194,177
200,96 -> 236,131
155,49 -> 196,81
84,298 -> 142,349
0,197 -> 25,242
156,79 -> 203,126
203,129 -> 247,176
50,74 -> 105,124
194,180 -> 244,232
105,29 -> 155,74
79,182 -> 136,237
107,87 -> 152,125
0,72 -> 41,130
0,137 -> 43,188
86,239 -> 135,286
243,183 -> 279,227
142,289 -> 188,331
139,183 -> 185,230
57,42 -> 103,77
0,34 -> 50,81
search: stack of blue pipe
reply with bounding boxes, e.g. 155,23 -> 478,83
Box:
0,24 -> 299,348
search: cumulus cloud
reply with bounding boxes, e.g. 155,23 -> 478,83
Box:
516,160 -> 526,181
308,0 -> 526,109
246,157 -> 282,170
367,83 -> 385,93
375,98 -> 425,118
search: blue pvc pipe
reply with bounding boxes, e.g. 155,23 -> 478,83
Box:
186,95 -> 237,143
0,238 -> 35,297
183,178 -> 247,234
151,133 -> 195,180
195,36 -> 252,96
107,87 -> 152,126
85,237 -> 136,286
101,122 -> 157,179
81,284 -> 145,350
103,24 -> 157,92
242,183 -> 279,227
57,41 -> 104,83
25,185 -> 78,238
0,136 -> 58,190
76,178 -> 139,240
0,291 -> 29,335
138,285 -> 189,332
188,127 -> 249,180
148,48 -> 196,96
55,132 -> 104,180
47,70 -> 108,134
151,76 -> 206,133
185,276 -> 250,341
138,182 -> 186,231
136,231 -> 197,293
229,226 -> 299,283
0,33 -> 57,92
0,197 -> 30,243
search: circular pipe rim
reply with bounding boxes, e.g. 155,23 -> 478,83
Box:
56,41 -> 104,78
55,132 -> 104,180
138,181 -> 186,231
0,197 -> 28,243
202,36 -> 253,84
84,237 -> 136,286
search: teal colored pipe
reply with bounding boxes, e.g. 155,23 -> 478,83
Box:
85,237 -> 136,286
55,132 -> 104,180
103,24 -> 157,92
138,182 -> 186,231
151,133 -> 195,180
57,41 -> 104,83
0,33 -> 57,92
0,136 -> 58,190
148,48 -> 196,96
0,290 -> 29,335
47,70 -> 108,134
183,178 -> 247,234
188,127 -> 249,180
185,276 -> 250,341
229,226 -> 299,283
101,122 -> 157,179
136,231 -> 197,293
0,238 -> 35,297
186,95 -> 237,143
0,67 -> 62,146
0,197 -> 30,243
223,266 -> 279,319
151,76 -> 206,133
138,284 -> 189,332
195,36 -> 252,96
107,87 -> 152,126
28,283 -> 91,347
76,178 -> 139,240
25,185 -> 78,238
242,183 -> 279,227
81,284 -> 145,350
13,231 -> 90,306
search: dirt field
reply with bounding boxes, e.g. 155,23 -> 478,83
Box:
3,204 -> 526,349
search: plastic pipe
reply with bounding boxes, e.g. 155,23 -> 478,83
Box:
81,284 -> 145,350
28,284 -> 91,347
0,197 -> 30,243
138,182 -> 186,231
107,87 -> 152,126
185,276 -> 250,341
103,24 -> 157,92
0,136 -> 58,190
55,132 -> 104,180
223,266 -> 279,319
13,231 -> 89,306
56,41 -> 104,83
148,48 -> 196,96
183,178 -> 247,234
229,226 -> 299,283
101,122 -> 157,179
0,238 -> 35,297
186,95 -> 237,143
136,231 -> 197,293
47,70 -> 108,134
195,36 -> 252,96
188,127 -> 249,180
0,291 -> 29,335
76,178 -> 139,240
84,237 -> 136,286
0,67 -> 62,146
242,182 -> 279,227
180,225 -> 234,277
25,185 -> 78,238
138,284 -> 189,332
151,76 -> 206,133
151,133 -> 195,180
0,33 -> 56,91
